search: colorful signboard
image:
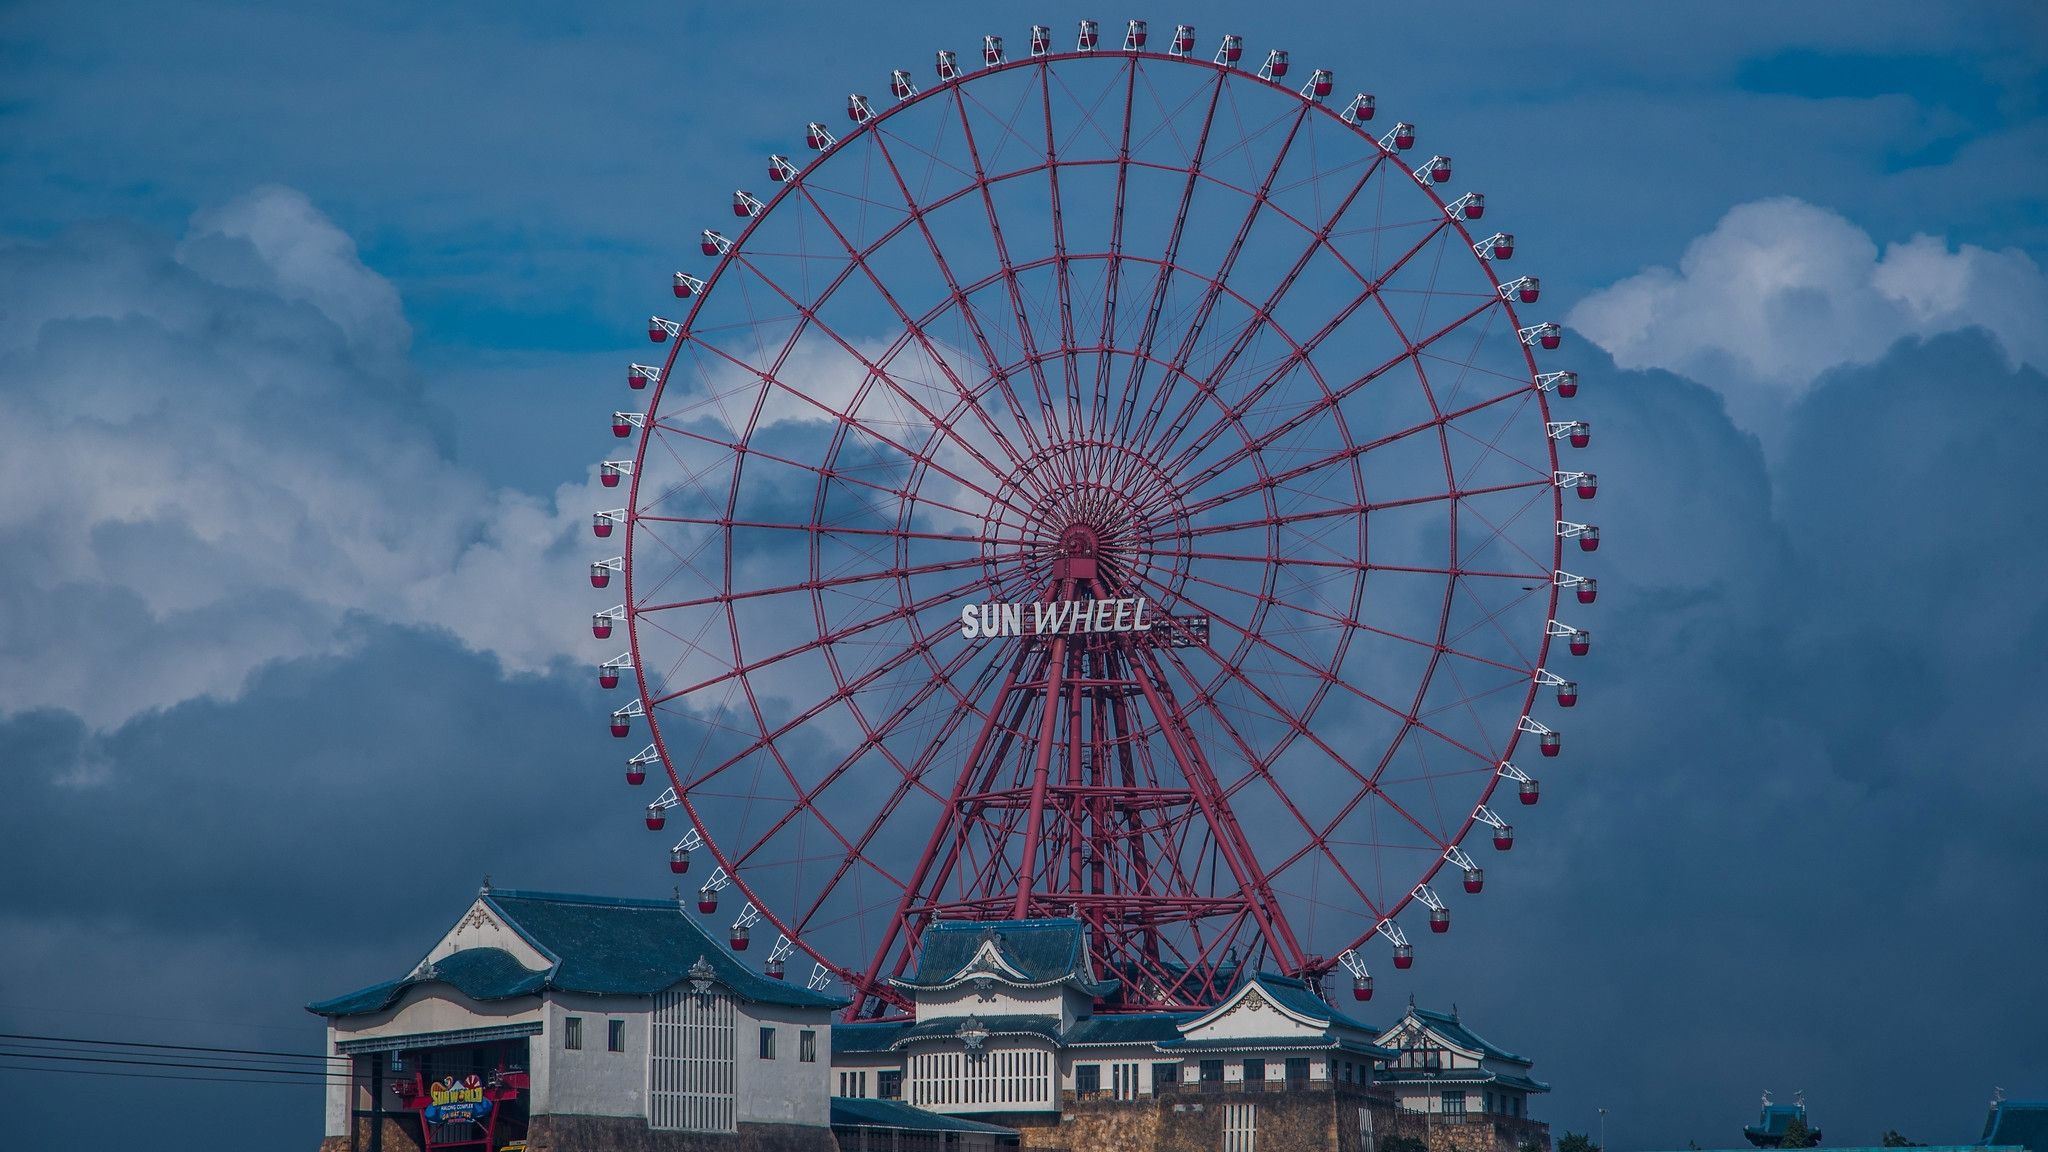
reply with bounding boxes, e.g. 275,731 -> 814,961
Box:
422,1074 -> 494,1124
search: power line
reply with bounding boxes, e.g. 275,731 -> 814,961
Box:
0,1001 -> 310,1036
0,1040 -> 340,1074
0,1049 -> 344,1079
0,1031 -> 343,1062
0,1060 -> 348,1088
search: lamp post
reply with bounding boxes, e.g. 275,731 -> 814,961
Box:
1599,1107 -> 1610,1152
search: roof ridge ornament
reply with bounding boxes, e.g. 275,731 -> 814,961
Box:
688,955 -> 718,998
957,1015 -> 990,1050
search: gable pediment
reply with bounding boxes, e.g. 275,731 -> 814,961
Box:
420,897 -> 554,975
1378,1016 -> 1482,1061
1180,980 -> 1328,1039
944,935 -> 1033,984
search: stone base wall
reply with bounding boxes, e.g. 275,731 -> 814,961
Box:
1381,1109 -> 1553,1152
525,1115 -> 839,1152
999,1088 -> 1549,1152
320,1116 -> 425,1152
321,1114 -> 837,1152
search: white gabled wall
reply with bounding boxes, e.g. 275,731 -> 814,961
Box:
912,981 -> 1090,1027
330,987 -> 545,1046
1179,984 -> 1328,1043
734,1001 -> 833,1125
540,992 -> 650,1118
421,898 -> 554,972
323,1022 -> 347,1138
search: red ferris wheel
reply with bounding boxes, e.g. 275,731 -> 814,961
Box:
592,19 -> 1598,1017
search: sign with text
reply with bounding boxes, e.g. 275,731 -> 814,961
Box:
423,1075 -> 493,1124
960,597 -> 1155,640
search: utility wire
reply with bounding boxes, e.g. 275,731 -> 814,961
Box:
0,1031 -> 343,1062
0,1001 -> 310,1035
0,1050 -> 345,1078
0,1060 -> 350,1087
0,1040 -> 341,1071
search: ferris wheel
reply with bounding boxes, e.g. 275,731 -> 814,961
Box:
592,19 -> 1597,1016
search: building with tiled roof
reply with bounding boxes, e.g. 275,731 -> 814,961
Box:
827,916 -> 1408,1125
1982,1098 -> 2048,1152
308,885 -> 846,1152
1372,999 -> 1550,1123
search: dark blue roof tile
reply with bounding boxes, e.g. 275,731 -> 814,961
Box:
896,918 -> 1116,996
1411,1006 -> 1529,1064
831,1097 -> 1018,1135
309,889 -> 846,1017
1064,1013 -> 1193,1047
833,1021 -> 910,1056
890,1014 -> 1063,1049
1982,1101 -> 2048,1152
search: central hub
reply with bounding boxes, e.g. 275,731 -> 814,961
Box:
1053,524 -> 1100,581
978,443 -> 1192,600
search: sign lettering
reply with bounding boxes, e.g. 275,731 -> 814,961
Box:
960,597 -> 1155,640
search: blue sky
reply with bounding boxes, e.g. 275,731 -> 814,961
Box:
2,2 -> 2045,1149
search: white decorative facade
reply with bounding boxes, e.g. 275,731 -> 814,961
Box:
1372,1001 -> 1551,1120
828,917 -> 1398,1121
309,887 -> 842,1152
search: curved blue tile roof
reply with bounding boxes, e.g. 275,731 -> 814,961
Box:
308,888 -> 847,1017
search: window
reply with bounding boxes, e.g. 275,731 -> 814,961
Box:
1200,1058 -> 1225,1083
608,1019 -> 625,1052
839,1070 -> 869,1096
1284,1057 -> 1310,1083
1242,1058 -> 1266,1089
758,1026 -> 777,1060
1222,1101 -> 1257,1151
799,1030 -> 817,1063
563,1016 -> 583,1051
1075,1063 -> 1101,1095
878,1069 -> 902,1099
1441,1089 -> 1467,1117
1153,1062 -> 1182,1092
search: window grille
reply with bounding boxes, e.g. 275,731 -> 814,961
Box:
649,985 -> 736,1132
1223,1101 -> 1258,1151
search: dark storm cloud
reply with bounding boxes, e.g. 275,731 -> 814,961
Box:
0,619 -> 664,944
0,625 -> 670,1152
1393,329 -> 2048,1146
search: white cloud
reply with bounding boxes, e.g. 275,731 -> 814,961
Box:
1568,197 -> 2048,431
0,190 -> 605,724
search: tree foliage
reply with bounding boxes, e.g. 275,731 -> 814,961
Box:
1779,1117 -> 1816,1149
1559,1132 -> 1603,1152
1882,1132 -> 1923,1148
